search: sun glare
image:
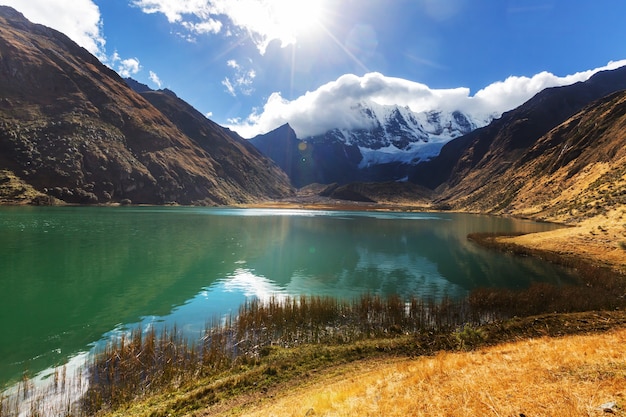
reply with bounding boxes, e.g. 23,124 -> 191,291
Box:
270,0 -> 325,41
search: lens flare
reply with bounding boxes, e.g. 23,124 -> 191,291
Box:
269,0 -> 326,43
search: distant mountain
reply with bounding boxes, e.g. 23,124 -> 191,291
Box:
409,65 -> 626,191
124,78 -> 153,94
307,102 -> 481,166
248,124 -> 309,185
252,66 -> 626,192
0,6 -> 293,205
250,123 -> 363,187
301,85 -> 626,214
250,103 -> 481,187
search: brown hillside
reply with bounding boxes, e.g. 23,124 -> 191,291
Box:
431,89 -> 626,273
0,6 -> 292,205
138,89 -> 292,202
437,90 -> 626,222
410,66 -> 626,191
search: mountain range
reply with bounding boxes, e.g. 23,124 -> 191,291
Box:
250,103 -> 483,187
0,6 -> 292,205
0,4 -> 625,224
409,65 -> 626,189
250,65 -> 626,220
432,87 -> 626,221
251,67 -> 626,192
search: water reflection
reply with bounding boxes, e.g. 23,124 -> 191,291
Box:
221,268 -> 286,300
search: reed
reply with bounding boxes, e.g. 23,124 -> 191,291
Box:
0,362 -> 86,417
79,294 -> 478,414
78,273 -> 626,415
81,325 -> 203,413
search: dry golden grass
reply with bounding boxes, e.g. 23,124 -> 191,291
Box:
235,329 -> 626,417
500,207 -> 626,274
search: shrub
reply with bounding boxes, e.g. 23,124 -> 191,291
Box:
455,325 -> 485,350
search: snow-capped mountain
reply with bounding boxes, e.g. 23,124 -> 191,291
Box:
305,102 -> 488,168
251,102 -> 495,187
250,102 -> 490,187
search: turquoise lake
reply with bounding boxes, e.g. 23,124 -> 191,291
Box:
0,206 -> 577,388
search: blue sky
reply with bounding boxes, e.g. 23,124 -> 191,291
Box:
3,0 -> 626,138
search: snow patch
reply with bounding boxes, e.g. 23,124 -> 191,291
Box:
304,100 -> 489,166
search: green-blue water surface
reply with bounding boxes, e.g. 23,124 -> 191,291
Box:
0,206 -> 577,387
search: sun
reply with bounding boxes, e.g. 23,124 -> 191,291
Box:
269,0 -> 326,43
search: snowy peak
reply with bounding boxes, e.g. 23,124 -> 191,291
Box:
248,101 -> 489,187
305,101 -> 483,167
423,110 -> 478,138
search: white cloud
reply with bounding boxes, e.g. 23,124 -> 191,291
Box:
0,0 -> 106,58
226,60 -> 626,138
131,0 -> 212,23
222,77 -> 236,97
149,71 -> 163,88
109,52 -> 143,78
472,60 -> 626,115
181,19 -> 222,35
131,0 -> 324,54
222,59 -> 256,97
116,57 -> 142,78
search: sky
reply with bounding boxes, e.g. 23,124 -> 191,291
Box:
2,0 -> 626,138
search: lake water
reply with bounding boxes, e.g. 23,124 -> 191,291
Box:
0,206 -> 577,388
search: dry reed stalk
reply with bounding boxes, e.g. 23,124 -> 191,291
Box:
66,281 -> 626,416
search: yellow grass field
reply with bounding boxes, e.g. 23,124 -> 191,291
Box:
500,208 -> 626,275
234,329 -> 626,417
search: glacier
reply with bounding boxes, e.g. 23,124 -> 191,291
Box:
302,100 -> 494,168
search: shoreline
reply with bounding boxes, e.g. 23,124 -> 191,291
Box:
498,209 -> 626,275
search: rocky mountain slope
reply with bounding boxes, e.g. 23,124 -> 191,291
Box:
250,104 -> 480,187
128,81 -> 292,203
479,88 -> 626,273
436,88 -> 626,222
0,6 -> 293,205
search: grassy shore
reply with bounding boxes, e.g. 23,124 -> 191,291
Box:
82,311 -> 626,417
234,321 -> 626,417
500,207 -> 626,275
5,273 -> 624,416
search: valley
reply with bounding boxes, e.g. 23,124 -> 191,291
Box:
1,5 -> 625,416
